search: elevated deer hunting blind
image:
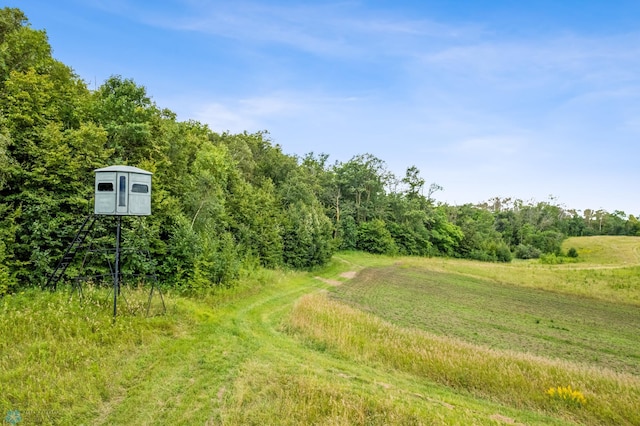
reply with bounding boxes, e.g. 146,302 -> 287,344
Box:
47,165 -> 163,318
94,165 -> 152,216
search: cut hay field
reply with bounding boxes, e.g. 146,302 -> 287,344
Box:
329,263 -> 640,375
1,236 -> 639,425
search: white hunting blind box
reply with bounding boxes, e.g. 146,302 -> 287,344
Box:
94,165 -> 152,216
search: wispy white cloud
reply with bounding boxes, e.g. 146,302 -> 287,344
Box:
102,0 -> 478,59
190,94 -> 303,133
82,0 -> 640,212
421,33 -> 640,89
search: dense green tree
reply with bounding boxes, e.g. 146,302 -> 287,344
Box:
186,141 -> 232,232
401,165 -> 425,200
0,7 -> 26,42
384,193 -> 432,256
282,202 -> 334,268
449,204 -> 500,258
357,219 -> 397,255
334,154 -> 389,223
91,75 -> 159,163
0,8 -> 49,83
565,210 -> 587,237
602,211 -> 628,235
338,215 -> 358,250
0,115 -> 12,191
0,12 -> 112,285
426,206 -> 463,256
628,215 -> 640,236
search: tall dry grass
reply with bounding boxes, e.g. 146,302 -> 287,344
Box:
287,293 -> 640,425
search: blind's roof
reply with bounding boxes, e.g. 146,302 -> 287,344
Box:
94,165 -> 152,175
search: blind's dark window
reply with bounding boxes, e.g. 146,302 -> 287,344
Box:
118,176 -> 126,206
131,184 -> 149,193
97,182 -> 114,192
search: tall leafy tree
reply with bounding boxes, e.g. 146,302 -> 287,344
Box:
334,154 -> 389,224
91,75 -> 159,163
0,11 -> 112,285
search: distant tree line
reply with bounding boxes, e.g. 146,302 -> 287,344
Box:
1,7 -> 639,295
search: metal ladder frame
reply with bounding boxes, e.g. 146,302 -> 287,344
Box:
44,214 -> 97,290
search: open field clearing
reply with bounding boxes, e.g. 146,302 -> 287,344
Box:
564,236 -> 640,265
329,265 -> 640,374
1,236 -> 639,424
335,236 -> 640,305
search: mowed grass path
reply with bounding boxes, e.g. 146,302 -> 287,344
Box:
93,273 -> 562,425
3,274 -> 568,424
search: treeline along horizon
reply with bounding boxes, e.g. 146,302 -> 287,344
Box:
1,7 -> 639,295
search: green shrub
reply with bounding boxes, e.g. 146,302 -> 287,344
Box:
540,253 -> 563,264
0,241 -> 17,296
282,203 -> 335,269
530,230 -> 565,255
338,216 -> 357,251
515,244 -> 541,259
357,220 -> 397,255
566,247 -> 579,258
494,243 -> 512,262
466,244 -> 512,263
468,249 -> 495,262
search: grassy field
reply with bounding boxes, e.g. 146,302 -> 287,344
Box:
1,236 -> 639,424
329,265 -> 640,375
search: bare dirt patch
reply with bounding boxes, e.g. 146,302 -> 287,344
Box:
315,277 -> 342,286
340,271 -> 357,279
315,271 -> 357,286
489,413 -> 523,425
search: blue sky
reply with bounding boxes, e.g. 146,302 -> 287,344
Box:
13,0 -> 640,215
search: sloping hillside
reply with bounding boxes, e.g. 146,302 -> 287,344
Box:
1,237 -> 639,424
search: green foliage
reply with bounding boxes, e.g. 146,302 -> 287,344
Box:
226,178 -> 284,268
467,242 -> 512,262
566,247 -> 579,258
401,165 -> 425,199
448,204 -> 504,259
91,75 -> 157,163
282,202 -> 334,269
0,22 -> 51,82
427,206 -> 463,256
514,244 -> 542,259
530,230 -> 565,255
338,215 -> 358,251
539,253 -> 564,264
357,219 -> 397,255
333,154 -> 389,223
156,213 -> 198,286
0,8 -> 27,43
0,240 -> 15,296
494,242 -> 512,262
384,194 -> 433,256
191,231 -> 240,290
387,221 -> 432,256
538,253 -> 578,265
